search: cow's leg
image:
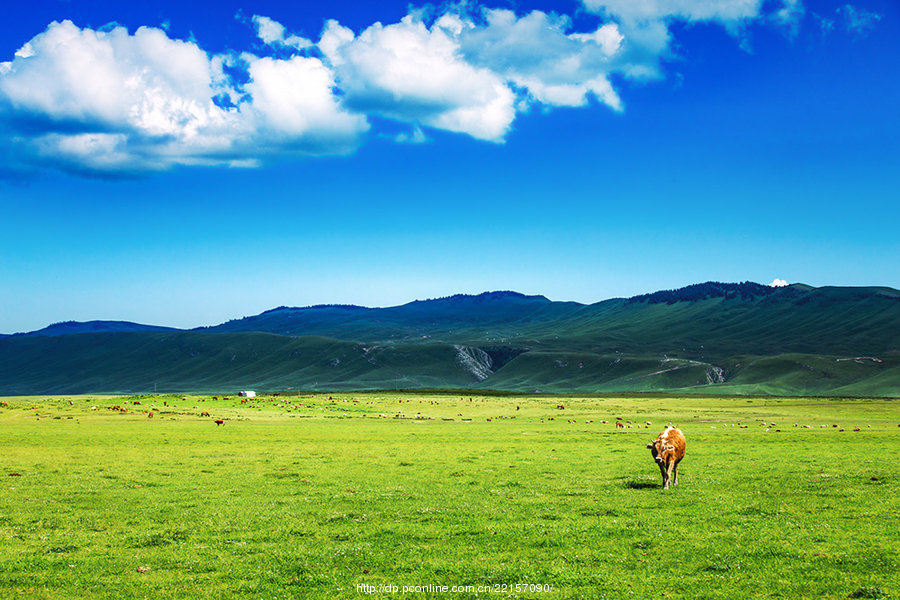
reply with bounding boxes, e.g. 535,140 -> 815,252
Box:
657,462 -> 666,488
664,459 -> 676,490
673,458 -> 682,486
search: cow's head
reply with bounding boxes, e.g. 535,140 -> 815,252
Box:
647,440 -> 663,464
648,439 -> 676,464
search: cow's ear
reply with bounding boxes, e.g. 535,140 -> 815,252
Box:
646,442 -> 654,449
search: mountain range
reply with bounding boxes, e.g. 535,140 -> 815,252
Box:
1,282 -> 898,396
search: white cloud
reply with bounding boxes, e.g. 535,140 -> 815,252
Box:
812,5 -> 880,40
770,278 -> 789,287
395,126 -> 427,144
0,2 -> 818,176
457,9 -> 624,109
316,7 -> 634,137
772,0 -> 805,36
813,13 -> 836,37
252,15 -> 285,45
582,0 -> 763,27
243,54 -> 368,150
251,15 -> 312,51
838,4 -> 881,35
319,15 -> 516,141
581,0 -> 780,67
0,20 -> 367,175
0,22 -> 215,134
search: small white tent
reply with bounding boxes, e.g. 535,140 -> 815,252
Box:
238,391 -> 256,398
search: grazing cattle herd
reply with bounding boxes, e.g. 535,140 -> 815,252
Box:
2,394 -> 891,490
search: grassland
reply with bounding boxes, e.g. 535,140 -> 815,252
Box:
1,393 -> 898,599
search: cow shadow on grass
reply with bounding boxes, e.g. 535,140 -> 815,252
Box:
624,480 -> 658,490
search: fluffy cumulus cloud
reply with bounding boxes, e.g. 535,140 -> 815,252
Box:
0,20 -> 366,175
319,15 -> 515,141
243,54 -> 368,150
455,9 -> 625,109
0,1 -> 829,176
0,22 -> 233,173
770,278 -> 789,287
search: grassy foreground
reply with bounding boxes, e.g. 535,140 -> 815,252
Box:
1,393 -> 897,599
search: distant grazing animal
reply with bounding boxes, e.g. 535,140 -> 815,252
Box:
616,421 -> 625,429
0,401 -> 7,407
200,412 -> 210,417
147,412 -> 154,419
647,427 -> 686,490
215,420 -> 225,426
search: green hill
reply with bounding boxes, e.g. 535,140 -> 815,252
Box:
1,282 -> 898,396
0,332 -> 482,395
0,320 -> 179,337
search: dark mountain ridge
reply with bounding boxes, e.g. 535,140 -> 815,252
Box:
3,320 -> 179,338
627,281 -> 795,304
1,282 -> 898,396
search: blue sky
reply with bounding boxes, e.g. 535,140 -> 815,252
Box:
0,0 -> 898,333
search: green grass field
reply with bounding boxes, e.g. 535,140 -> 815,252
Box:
1,393 -> 897,599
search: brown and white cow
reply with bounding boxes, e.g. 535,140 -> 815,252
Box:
647,426 -> 686,489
